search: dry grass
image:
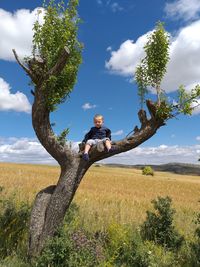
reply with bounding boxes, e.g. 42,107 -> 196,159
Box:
0,162 -> 199,236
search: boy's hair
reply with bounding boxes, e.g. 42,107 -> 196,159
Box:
94,114 -> 104,120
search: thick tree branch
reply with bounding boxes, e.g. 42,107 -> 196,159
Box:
32,87 -> 74,166
12,49 -> 37,84
138,109 -> 148,128
84,100 -> 165,164
48,46 -> 70,77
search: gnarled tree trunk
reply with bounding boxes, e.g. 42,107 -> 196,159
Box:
12,48 -> 165,257
29,96 -> 164,256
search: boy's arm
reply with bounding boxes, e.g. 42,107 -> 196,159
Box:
106,128 -> 111,140
82,129 -> 92,143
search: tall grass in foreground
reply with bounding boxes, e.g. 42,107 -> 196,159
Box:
0,194 -> 199,266
0,162 -> 199,237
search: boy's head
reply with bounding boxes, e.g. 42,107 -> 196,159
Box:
93,114 -> 104,128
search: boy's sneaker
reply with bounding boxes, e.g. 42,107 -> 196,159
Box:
107,147 -> 117,153
83,153 -> 89,161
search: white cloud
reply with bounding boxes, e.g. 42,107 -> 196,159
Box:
106,46 -> 112,51
112,130 -> 124,136
105,35 -> 150,76
82,102 -> 97,111
96,0 -> 123,12
111,3 -> 123,12
0,137 -> 56,164
101,144 -> 200,165
165,0 -> 200,21
0,77 -> 31,113
1,138 -> 200,165
196,136 -> 200,141
162,20 -> 200,94
106,20 -> 200,111
0,7 -> 45,61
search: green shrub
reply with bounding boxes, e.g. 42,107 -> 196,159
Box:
142,166 -> 154,176
190,213 -> 200,266
140,196 -> 184,250
0,194 -> 31,259
0,255 -> 31,267
36,203 -> 104,267
103,224 -> 157,267
112,231 -> 152,267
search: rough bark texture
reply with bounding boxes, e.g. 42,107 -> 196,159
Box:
12,49 -> 165,257
29,96 -> 165,256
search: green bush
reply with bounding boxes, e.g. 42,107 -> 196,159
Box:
140,196 -> 184,250
0,194 -> 31,259
111,230 -> 152,267
36,203 -> 104,267
142,166 -> 154,176
190,213 -> 200,266
103,224 -> 177,267
0,255 -> 31,267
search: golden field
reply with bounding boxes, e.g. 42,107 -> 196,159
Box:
0,162 -> 199,237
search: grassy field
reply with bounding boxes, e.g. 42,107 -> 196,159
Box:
0,162 -> 199,238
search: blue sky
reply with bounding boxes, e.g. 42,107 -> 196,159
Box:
0,0 -> 200,165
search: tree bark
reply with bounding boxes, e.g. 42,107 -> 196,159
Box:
12,49 -> 165,257
29,96 -> 165,257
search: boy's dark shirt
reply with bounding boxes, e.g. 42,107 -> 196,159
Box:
82,126 -> 111,143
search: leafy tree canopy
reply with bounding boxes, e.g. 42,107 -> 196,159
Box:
30,0 -> 82,111
135,22 -> 200,120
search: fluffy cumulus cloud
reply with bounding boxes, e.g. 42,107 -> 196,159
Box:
0,137 -> 56,164
106,20 -> 200,110
165,0 -> 200,21
82,102 -> 97,111
0,7 -> 45,61
1,138 -> 200,165
101,144 -> 200,165
105,35 -> 149,76
0,77 -> 31,113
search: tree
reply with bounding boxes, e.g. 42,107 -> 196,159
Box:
12,0 -> 200,257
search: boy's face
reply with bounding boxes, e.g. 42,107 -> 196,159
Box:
94,117 -> 103,128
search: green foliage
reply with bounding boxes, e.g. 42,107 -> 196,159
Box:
0,194 -> 31,259
36,229 -> 74,267
0,255 -> 31,267
36,203 -> 103,267
142,166 -> 154,176
176,84 -> 200,115
104,224 -> 178,267
135,63 -> 148,108
144,22 -> 169,92
190,213 -> 200,266
141,196 -> 184,250
31,0 -> 82,111
57,128 -> 69,146
135,22 -> 170,105
156,100 -> 173,120
135,21 -> 200,119
105,225 -> 152,267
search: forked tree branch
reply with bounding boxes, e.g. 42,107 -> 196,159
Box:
83,100 -> 165,164
12,49 -> 37,84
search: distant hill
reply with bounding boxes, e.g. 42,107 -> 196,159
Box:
102,163 -> 200,176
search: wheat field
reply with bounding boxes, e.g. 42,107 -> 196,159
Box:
0,162 -> 199,237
